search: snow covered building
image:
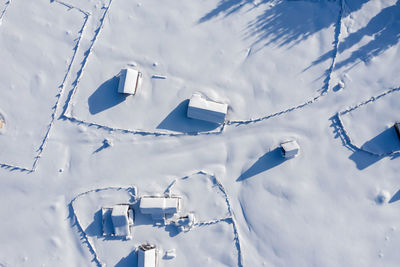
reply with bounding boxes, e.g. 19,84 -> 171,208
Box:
139,196 -> 181,220
118,68 -> 142,95
138,244 -> 158,267
102,204 -> 134,238
280,140 -> 300,158
187,93 -> 228,124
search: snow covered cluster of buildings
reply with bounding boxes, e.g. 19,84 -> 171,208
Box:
100,191 -> 195,266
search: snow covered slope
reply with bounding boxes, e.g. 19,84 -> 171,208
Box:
1,0 -> 400,267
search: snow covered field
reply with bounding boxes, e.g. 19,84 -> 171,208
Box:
1,0 -> 400,266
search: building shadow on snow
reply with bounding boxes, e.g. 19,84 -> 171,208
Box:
349,127 -> 400,170
88,76 -> 127,115
330,114 -> 400,170
157,99 -> 220,133
348,150 -> 384,170
84,209 -> 103,237
389,189 -> 400,203
236,148 -> 287,181
361,127 -> 400,155
115,250 -> 138,267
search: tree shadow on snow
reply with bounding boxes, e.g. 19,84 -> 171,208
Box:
88,76 -> 127,115
199,0 -> 368,50
236,148 -> 287,181
157,99 -> 220,134
312,0 -> 400,70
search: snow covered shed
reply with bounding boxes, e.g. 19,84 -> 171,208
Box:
118,68 -> 142,95
280,140 -> 300,158
139,196 -> 180,220
102,204 -> 134,238
187,93 -> 228,124
138,244 -> 158,267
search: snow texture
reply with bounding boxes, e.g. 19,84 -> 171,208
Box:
1,0 -> 400,267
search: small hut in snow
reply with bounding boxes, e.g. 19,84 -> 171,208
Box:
187,93 -> 228,124
118,68 -> 142,95
280,140 -> 300,158
139,196 -> 180,220
138,244 -> 158,267
102,204 -> 134,238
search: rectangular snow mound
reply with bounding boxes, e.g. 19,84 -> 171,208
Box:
102,204 -> 134,237
138,244 -> 158,267
139,196 -> 180,219
280,140 -> 300,158
118,68 -> 142,95
187,93 -> 228,124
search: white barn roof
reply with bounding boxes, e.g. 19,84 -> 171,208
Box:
102,204 -> 133,237
187,94 -> 228,124
118,68 -> 142,95
281,140 -> 300,158
138,244 -> 157,267
139,196 -> 180,219
111,205 -> 131,237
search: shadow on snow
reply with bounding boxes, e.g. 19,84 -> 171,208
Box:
157,99 -> 220,134
236,147 -> 287,181
88,76 -> 127,115
199,0 -> 365,48
312,0 -> 400,70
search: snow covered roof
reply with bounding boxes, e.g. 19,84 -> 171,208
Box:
111,204 -> 130,237
101,204 -> 133,237
118,68 -> 142,95
280,140 -> 300,158
187,93 -> 228,124
138,244 -> 157,267
139,196 -> 180,218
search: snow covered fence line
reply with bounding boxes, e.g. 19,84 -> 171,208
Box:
164,170 -> 244,267
0,1 -> 90,173
228,0 -> 345,126
62,114 -> 226,137
31,3 -> 90,173
333,86 -> 400,157
193,217 -> 233,228
69,186 -> 136,267
195,170 -> 244,267
62,0 -> 114,117
0,0 -> 12,26
227,95 -> 321,126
